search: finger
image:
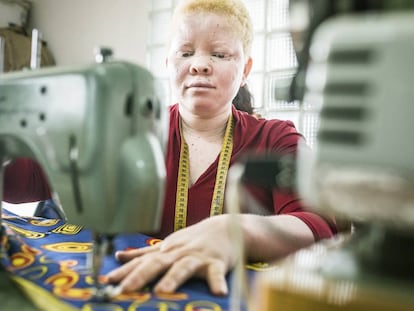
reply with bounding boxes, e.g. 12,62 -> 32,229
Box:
206,261 -> 228,296
116,244 -> 161,262
153,255 -> 204,294
106,257 -> 160,292
122,252 -> 183,293
106,257 -> 142,283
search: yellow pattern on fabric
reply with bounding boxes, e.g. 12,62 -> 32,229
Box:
29,219 -> 60,226
45,270 -> 79,289
82,303 -> 123,311
52,224 -> 83,235
174,114 -> 234,231
19,265 -> 48,280
11,274 -> 79,311
126,301 -> 179,310
147,238 -> 162,246
41,242 -> 92,253
185,300 -> 222,310
11,252 -> 36,268
7,224 -> 45,239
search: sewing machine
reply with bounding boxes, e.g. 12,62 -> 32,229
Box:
0,48 -> 167,299
251,1 -> 414,310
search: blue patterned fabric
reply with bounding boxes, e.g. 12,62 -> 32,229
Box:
33,199 -> 65,220
1,208 -> 268,310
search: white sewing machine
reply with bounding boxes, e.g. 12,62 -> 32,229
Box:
0,48 -> 167,299
251,1 -> 414,310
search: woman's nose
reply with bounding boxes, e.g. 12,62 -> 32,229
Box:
189,56 -> 212,74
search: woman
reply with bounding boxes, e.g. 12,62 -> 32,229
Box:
106,0 -> 337,296
3,0 -> 337,296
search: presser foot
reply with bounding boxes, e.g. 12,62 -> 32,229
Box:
92,284 -> 123,302
90,233 -> 117,301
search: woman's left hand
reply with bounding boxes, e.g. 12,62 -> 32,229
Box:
106,214 -> 237,296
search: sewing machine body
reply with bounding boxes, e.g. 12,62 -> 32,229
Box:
252,6 -> 414,311
0,61 -> 167,234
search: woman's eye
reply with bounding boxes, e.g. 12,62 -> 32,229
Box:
213,53 -> 226,59
181,51 -> 193,57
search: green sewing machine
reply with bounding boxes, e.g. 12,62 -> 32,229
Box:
0,48 -> 167,300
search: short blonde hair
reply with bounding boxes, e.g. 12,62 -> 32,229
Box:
172,0 -> 253,55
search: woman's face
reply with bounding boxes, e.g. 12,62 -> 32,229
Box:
167,12 -> 252,117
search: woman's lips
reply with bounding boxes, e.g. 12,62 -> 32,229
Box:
186,81 -> 215,89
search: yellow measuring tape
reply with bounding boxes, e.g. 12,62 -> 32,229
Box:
174,114 -> 234,231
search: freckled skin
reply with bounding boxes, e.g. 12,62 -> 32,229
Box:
167,12 -> 250,119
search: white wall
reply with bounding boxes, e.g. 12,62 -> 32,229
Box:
28,0 -> 150,67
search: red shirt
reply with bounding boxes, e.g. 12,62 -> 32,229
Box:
3,158 -> 51,203
157,104 -> 337,239
3,104 -> 337,240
